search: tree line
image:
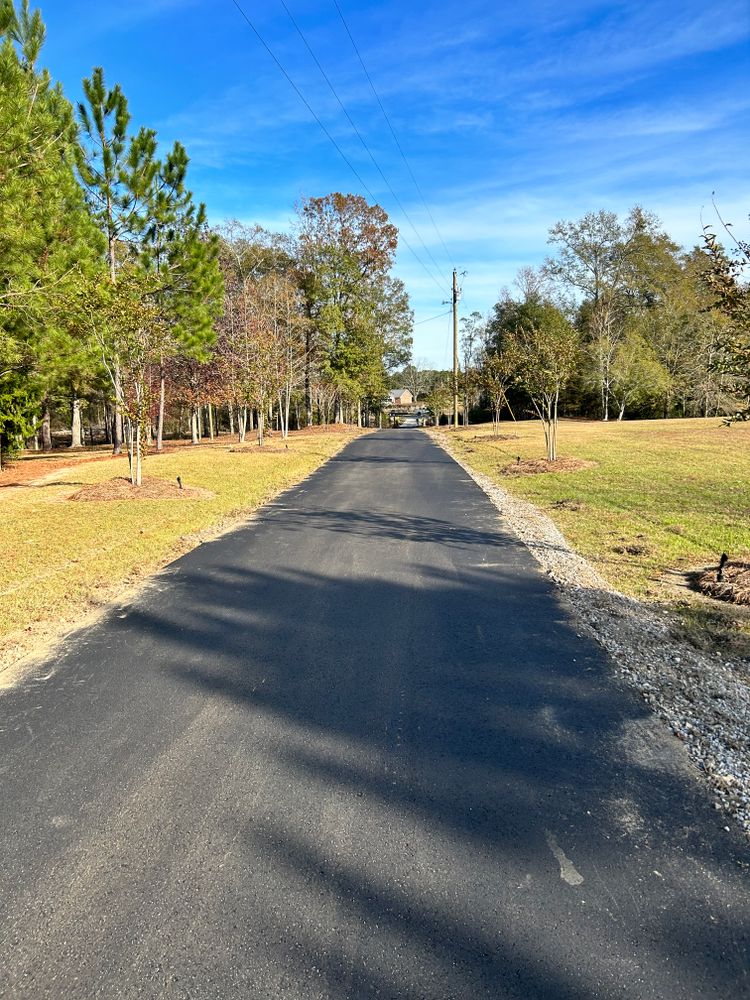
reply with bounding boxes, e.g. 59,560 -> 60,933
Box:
394,206 -> 747,459
0,2 -> 412,477
3,2 -> 745,474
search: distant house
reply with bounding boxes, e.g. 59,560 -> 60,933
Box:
388,388 -> 414,407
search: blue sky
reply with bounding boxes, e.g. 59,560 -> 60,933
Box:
39,0 -> 750,367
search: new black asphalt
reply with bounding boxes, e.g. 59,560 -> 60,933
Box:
1,429 -> 748,999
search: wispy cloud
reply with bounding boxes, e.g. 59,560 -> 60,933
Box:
41,0 -> 750,368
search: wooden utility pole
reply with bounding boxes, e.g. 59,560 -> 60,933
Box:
452,268 -> 459,427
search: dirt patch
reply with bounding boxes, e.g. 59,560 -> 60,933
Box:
293,424 -> 368,436
697,562 -> 750,606
69,476 -> 213,502
612,535 -> 652,556
228,445 -> 289,454
501,457 -> 596,476
473,433 -> 520,442
551,498 -> 584,512
0,452 -> 116,489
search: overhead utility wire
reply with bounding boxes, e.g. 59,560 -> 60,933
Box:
332,0 -> 454,275
277,0 -> 449,293
414,309 -> 451,325
228,0 -> 448,300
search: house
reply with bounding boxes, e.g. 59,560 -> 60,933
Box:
387,388 -> 414,407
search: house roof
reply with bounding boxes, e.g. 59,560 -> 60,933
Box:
389,388 -> 411,398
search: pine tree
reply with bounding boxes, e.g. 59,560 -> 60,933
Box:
0,1 -> 101,468
77,67 -> 158,453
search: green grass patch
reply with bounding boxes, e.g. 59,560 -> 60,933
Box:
439,417 -> 750,653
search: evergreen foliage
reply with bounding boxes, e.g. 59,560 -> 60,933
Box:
0,0 -> 102,466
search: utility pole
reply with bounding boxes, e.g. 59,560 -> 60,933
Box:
452,268 -> 459,427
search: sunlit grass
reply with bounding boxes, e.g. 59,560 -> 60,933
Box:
0,431 -> 360,656
439,417 -> 750,603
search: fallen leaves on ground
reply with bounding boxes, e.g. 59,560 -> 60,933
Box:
69,476 -> 213,501
697,562 -> 750,606
501,456 -> 596,476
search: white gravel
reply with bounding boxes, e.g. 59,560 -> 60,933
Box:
433,431 -> 750,837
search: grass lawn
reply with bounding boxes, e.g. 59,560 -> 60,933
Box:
437,417 -> 750,651
0,428 -> 360,672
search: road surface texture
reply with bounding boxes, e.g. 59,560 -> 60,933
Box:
1,429 -> 748,999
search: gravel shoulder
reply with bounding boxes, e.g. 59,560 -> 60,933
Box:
431,429 -> 750,837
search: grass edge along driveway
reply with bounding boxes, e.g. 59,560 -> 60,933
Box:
435,417 -> 750,654
0,429 -> 363,681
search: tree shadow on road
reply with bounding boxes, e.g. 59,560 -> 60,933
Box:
106,530 -> 750,999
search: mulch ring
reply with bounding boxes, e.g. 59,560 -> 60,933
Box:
228,445 -> 289,454
696,562 -> 750,606
69,476 -> 213,502
501,457 -> 596,476
473,433 -> 520,442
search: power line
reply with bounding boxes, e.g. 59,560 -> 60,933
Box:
228,0 -> 449,300
414,309 -> 451,325
332,0 -> 454,275
276,0 -> 449,292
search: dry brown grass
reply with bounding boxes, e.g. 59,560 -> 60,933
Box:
0,428 -> 363,677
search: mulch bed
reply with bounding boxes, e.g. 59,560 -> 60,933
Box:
0,452 -> 116,488
291,424 -> 364,435
501,457 -> 596,476
69,476 -> 213,502
696,562 -> 750,606
228,445 -> 289,453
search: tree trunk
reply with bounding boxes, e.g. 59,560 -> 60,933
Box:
70,395 -> 83,448
280,388 -> 291,439
134,420 -> 142,487
125,418 -> 135,484
228,404 -> 235,436
207,403 -> 215,441
113,366 -> 123,455
156,372 -> 165,452
257,409 -> 265,447
238,406 -> 247,443
191,407 -> 199,445
28,415 -> 39,451
40,404 -> 52,451
305,329 -> 313,426
550,392 -> 559,461
356,398 -> 362,428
